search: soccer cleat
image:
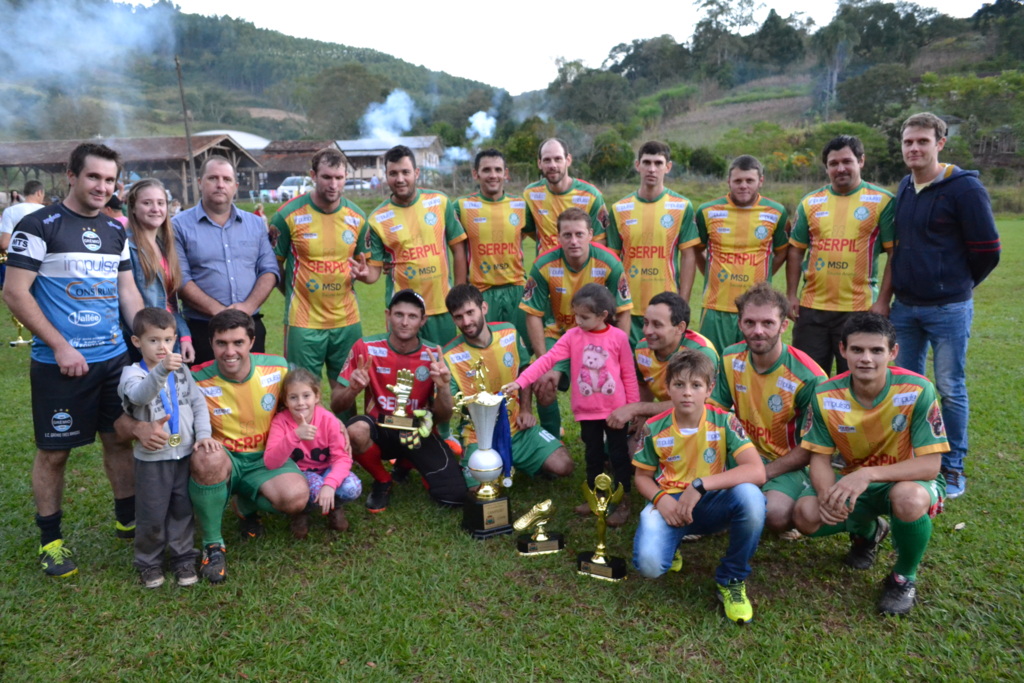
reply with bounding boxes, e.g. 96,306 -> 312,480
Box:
670,550 -> 683,573
717,580 -> 754,624
289,512 -> 310,540
39,539 -> 78,578
115,520 -> 136,540
366,481 -> 393,513
779,528 -> 803,541
391,465 -> 412,484
200,543 -> 227,584
877,572 -> 917,616
680,533 -> 703,543
844,517 -> 890,570
327,505 -> 350,532
606,500 -> 630,528
139,566 -> 165,589
444,437 -> 463,457
173,564 -> 199,587
942,467 -> 966,499
237,514 -> 264,541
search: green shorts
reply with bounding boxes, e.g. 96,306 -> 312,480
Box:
422,313 -> 458,348
762,468 -> 812,500
482,284 -> 529,352
284,322 -> 363,382
461,424 -> 562,486
630,315 -> 645,349
545,336 -> 570,380
699,308 -> 741,354
229,450 -> 302,502
801,472 -> 946,516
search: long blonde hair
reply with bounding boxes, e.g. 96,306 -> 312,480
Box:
126,178 -> 182,292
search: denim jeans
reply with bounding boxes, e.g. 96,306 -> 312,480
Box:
890,299 -> 973,472
633,483 -> 765,585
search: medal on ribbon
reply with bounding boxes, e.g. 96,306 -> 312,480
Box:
142,360 -> 181,447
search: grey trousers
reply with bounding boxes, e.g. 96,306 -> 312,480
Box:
134,457 -> 198,570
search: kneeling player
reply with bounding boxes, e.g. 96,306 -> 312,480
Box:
793,313 -> 947,616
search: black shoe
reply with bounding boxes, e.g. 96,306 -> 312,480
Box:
200,543 -> 226,584
115,520 -> 136,540
844,517 -> 890,570
366,481 -> 393,513
877,572 -> 916,615
391,466 -> 412,484
238,514 -> 264,541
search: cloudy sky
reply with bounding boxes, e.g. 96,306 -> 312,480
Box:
162,0 -> 978,95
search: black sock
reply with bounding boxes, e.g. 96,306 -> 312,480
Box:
36,511 -> 63,546
114,495 -> 136,526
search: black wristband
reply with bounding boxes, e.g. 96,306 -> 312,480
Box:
691,478 -> 707,497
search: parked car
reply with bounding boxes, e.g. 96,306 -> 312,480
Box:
276,176 -> 314,201
344,178 -> 372,191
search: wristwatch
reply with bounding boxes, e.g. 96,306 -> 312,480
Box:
691,478 -> 707,497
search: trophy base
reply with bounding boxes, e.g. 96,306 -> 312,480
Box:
462,493 -> 513,540
379,414 -> 419,431
9,340 -> 31,347
576,552 -> 628,581
516,533 -> 564,556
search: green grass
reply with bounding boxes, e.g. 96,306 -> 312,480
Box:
706,86 -> 812,107
0,222 -> 1021,680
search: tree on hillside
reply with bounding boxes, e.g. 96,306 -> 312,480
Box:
296,64 -> 392,138
691,0 -> 761,84
589,130 -> 635,182
604,36 -> 693,92
834,1 -> 933,66
547,61 -> 634,124
749,9 -> 806,70
837,64 -> 916,127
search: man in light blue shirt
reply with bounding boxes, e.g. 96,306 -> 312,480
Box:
174,156 -> 278,364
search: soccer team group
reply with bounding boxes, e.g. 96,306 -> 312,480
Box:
2,110 -> 1000,624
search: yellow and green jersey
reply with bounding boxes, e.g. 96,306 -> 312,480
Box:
635,331 -> 720,402
695,194 -> 789,313
453,192 -> 527,291
606,189 -> 700,312
789,181 -> 895,312
633,405 -> 756,493
367,189 -> 467,316
272,194 -> 368,329
192,354 -> 288,456
522,177 -> 607,255
520,244 -> 632,340
801,367 -> 949,475
443,322 -> 530,442
709,343 -> 826,462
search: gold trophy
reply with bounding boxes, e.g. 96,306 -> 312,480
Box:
514,499 -> 564,556
577,474 -> 628,581
9,314 -> 31,347
380,368 -> 418,431
455,361 -> 513,540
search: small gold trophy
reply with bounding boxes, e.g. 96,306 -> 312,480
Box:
577,474 -> 628,581
9,314 -> 31,347
379,368 -> 419,431
514,499 -> 564,556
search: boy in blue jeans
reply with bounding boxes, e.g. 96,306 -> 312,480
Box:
632,349 -> 766,624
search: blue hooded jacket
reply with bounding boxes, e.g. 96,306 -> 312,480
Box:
891,165 -> 1001,306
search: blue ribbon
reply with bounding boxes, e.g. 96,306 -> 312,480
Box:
493,398 -> 513,478
140,360 -> 179,436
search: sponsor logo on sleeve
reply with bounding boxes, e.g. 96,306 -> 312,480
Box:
368,346 -> 388,358
423,197 -> 442,208
375,210 -> 395,222
295,214 -> 313,225
665,201 -> 686,211
499,333 -> 516,347
637,354 -> 652,368
529,192 -> 546,201
616,202 -> 635,212
572,196 -> 589,205
450,351 -> 472,363
892,391 -> 919,407
861,194 -> 882,203
807,196 -> 828,206
823,398 -> 851,412
708,210 -> 728,219
548,267 -> 564,277
344,215 -> 362,227
758,213 -> 780,224
200,386 -> 223,397
464,201 -> 482,209
732,358 -> 746,372
510,200 -> 526,209
776,377 -> 797,393
260,371 -> 282,387
591,267 -> 607,278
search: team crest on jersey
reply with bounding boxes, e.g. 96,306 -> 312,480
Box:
617,275 -> 630,300
424,212 -> 438,226
51,411 -> 73,433
660,214 -> 673,229
767,395 -> 783,413
928,401 -> 945,437
81,230 -> 102,252
260,394 -> 276,411
342,230 -> 356,244
522,278 -> 537,301
802,408 -> 814,435
634,423 -> 652,455
415,366 -> 430,382
509,213 -> 521,227
702,447 -> 717,464
854,206 -> 870,221
753,226 -> 768,240
503,351 -> 514,368
891,414 -> 908,432
728,414 -> 747,439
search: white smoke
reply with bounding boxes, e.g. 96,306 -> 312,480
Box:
360,90 -> 418,144
444,147 -> 472,163
465,111 -> 496,146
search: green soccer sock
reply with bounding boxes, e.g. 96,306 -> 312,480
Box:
254,495 -> 278,514
891,514 -> 932,581
234,495 -> 258,517
847,513 -> 878,540
189,478 -> 229,547
537,401 -> 561,439
808,522 -> 847,538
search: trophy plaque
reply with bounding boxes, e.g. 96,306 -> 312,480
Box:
514,499 -> 564,556
9,314 -> 31,348
577,474 -> 627,581
379,368 -> 419,431
456,370 -> 513,540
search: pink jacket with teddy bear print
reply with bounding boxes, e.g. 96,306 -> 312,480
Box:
515,324 -> 640,421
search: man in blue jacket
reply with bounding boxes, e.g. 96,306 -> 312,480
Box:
882,112 -> 1001,499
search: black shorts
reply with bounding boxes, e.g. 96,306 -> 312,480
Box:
31,352 -> 129,450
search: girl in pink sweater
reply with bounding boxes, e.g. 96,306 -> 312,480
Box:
502,284 -> 640,526
265,369 -> 362,538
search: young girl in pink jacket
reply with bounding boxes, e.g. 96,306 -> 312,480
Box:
503,284 -> 640,526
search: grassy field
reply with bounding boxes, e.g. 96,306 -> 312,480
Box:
0,220 -> 1020,681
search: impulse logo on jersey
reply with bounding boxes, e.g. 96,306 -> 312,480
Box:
63,256 -> 119,275
296,215 -> 314,225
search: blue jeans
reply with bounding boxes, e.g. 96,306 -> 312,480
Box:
890,299 -> 972,472
633,484 -> 765,585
